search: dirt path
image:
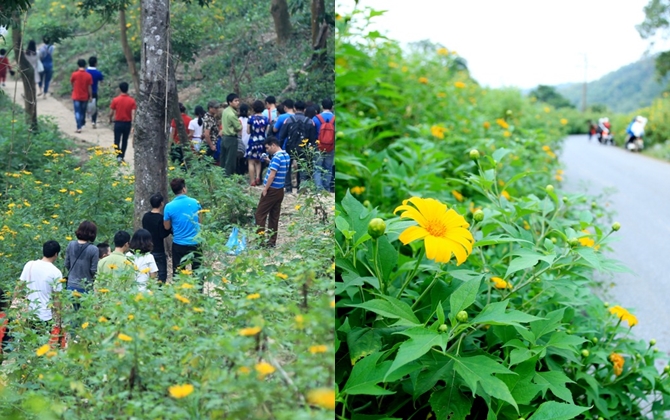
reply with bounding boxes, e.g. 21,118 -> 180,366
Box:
1,79 -> 134,167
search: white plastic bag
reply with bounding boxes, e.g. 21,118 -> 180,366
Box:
86,98 -> 97,116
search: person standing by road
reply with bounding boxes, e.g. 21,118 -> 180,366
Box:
70,59 -> 92,133
313,98 -> 335,191
255,136 -> 290,247
220,93 -> 243,176
86,56 -> 104,128
164,178 -> 203,276
109,82 -> 137,163
38,36 -> 55,97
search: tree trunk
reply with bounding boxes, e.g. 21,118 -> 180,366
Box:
11,12 -> 37,129
119,8 -> 141,96
310,0 -> 325,46
270,0 -> 292,45
133,0 -> 171,229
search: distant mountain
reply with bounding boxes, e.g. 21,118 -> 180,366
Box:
556,56 -> 667,114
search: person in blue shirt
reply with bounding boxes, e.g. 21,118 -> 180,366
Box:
163,178 -> 203,278
312,98 -> 335,191
86,56 -> 104,128
273,98 -> 295,145
255,136 -> 291,247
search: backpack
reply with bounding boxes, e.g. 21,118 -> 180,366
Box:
316,114 -> 335,152
285,115 -> 312,155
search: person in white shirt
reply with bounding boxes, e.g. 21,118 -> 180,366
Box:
15,240 -> 63,329
188,105 -> 206,152
127,229 -> 158,291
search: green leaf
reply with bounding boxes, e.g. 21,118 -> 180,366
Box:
528,401 -> 588,420
579,210 -> 594,224
376,235 -> 398,282
576,247 -> 602,271
533,371 -> 574,403
472,301 -> 542,327
506,249 -> 555,277
492,148 -> 512,163
385,327 -> 446,380
429,387 -> 472,420
449,277 -> 481,323
545,332 -> 586,350
348,296 -> 421,326
448,270 -> 484,282
452,355 -> 518,410
341,191 -> 373,242
474,235 -> 532,247
436,301 -> 445,325
529,308 -> 565,342
342,352 -> 395,396
347,328 -> 383,366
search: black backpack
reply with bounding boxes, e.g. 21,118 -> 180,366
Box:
285,115 -> 312,155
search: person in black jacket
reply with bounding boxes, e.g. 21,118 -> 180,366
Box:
141,193 -> 172,284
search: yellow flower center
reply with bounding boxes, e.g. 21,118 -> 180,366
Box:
425,218 -> 447,238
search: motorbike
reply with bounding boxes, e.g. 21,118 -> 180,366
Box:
598,128 -> 614,145
626,136 -> 644,152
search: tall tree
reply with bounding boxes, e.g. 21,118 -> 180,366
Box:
310,0 -> 325,46
270,0 -> 292,45
10,12 -> 38,129
133,0 -> 172,228
638,0 -> 670,78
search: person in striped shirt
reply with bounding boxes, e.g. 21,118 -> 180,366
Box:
255,136 -> 291,247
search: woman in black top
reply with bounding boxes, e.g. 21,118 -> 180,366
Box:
141,193 -> 172,283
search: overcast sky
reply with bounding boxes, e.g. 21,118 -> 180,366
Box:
338,0 -> 670,89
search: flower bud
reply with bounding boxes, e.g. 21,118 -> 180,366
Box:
336,131 -> 345,138
654,348 -> 659,353
650,339 -> 657,346
363,200 -> 371,207
545,185 -> 554,193
550,237 -> 557,244
456,311 -> 468,323
473,209 -> 484,222
604,301 -> 609,307
562,196 -> 568,203
581,349 -> 590,357
506,110 -> 513,115
664,365 -> 670,373
591,202 -> 597,209
469,149 -> 480,160
591,337 -> 598,344
367,218 -> 386,239
358,111 -> 364,116
568,237 -> 578,247
612,222 -> 621,231
438,324 -> 448,333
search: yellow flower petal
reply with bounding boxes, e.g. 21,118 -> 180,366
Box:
168,383 -> 194,398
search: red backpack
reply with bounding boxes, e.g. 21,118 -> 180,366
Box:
316,114 -> 335,152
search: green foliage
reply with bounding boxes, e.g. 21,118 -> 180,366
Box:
0,148 -> 334,418
335,9 -> 670,419
529,85 -> 574,109
9,0 -> 334,110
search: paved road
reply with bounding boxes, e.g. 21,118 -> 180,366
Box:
562,135 -> 670,354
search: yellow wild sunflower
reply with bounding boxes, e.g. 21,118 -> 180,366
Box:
394,197 -> 474,264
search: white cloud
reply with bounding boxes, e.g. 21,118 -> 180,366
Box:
338,0 -> 670,88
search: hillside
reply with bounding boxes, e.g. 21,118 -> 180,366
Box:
557,56 -> 666,113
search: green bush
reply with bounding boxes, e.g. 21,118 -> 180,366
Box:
334,8 -> 670,419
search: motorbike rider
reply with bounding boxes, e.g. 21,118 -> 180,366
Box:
626,116 -> 646,150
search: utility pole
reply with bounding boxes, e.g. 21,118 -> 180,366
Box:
582,54 -> 587,112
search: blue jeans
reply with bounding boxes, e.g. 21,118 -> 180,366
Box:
313,151 -> 334,191
66,285 -> 87,312
73,100 -> 88,130
40,66 -> 53,94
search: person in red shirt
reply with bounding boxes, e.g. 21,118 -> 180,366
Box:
169,102 -> 192,164
108,82 -> 137,163
0,49 -> 14,87
70,59 -> 93,133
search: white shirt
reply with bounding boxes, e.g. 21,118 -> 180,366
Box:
188,119 -> 204,151
240,117 -> 250,148
127,253 -> 158,291
20,260 -> 63,321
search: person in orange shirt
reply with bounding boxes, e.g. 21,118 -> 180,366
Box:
108,82 -> 137,163
70,59 -> 93,133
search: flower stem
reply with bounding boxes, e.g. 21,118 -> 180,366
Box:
412,273 -> 439,310
395,248 -> 425,299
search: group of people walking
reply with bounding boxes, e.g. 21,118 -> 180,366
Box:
170,95 -> 336,193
